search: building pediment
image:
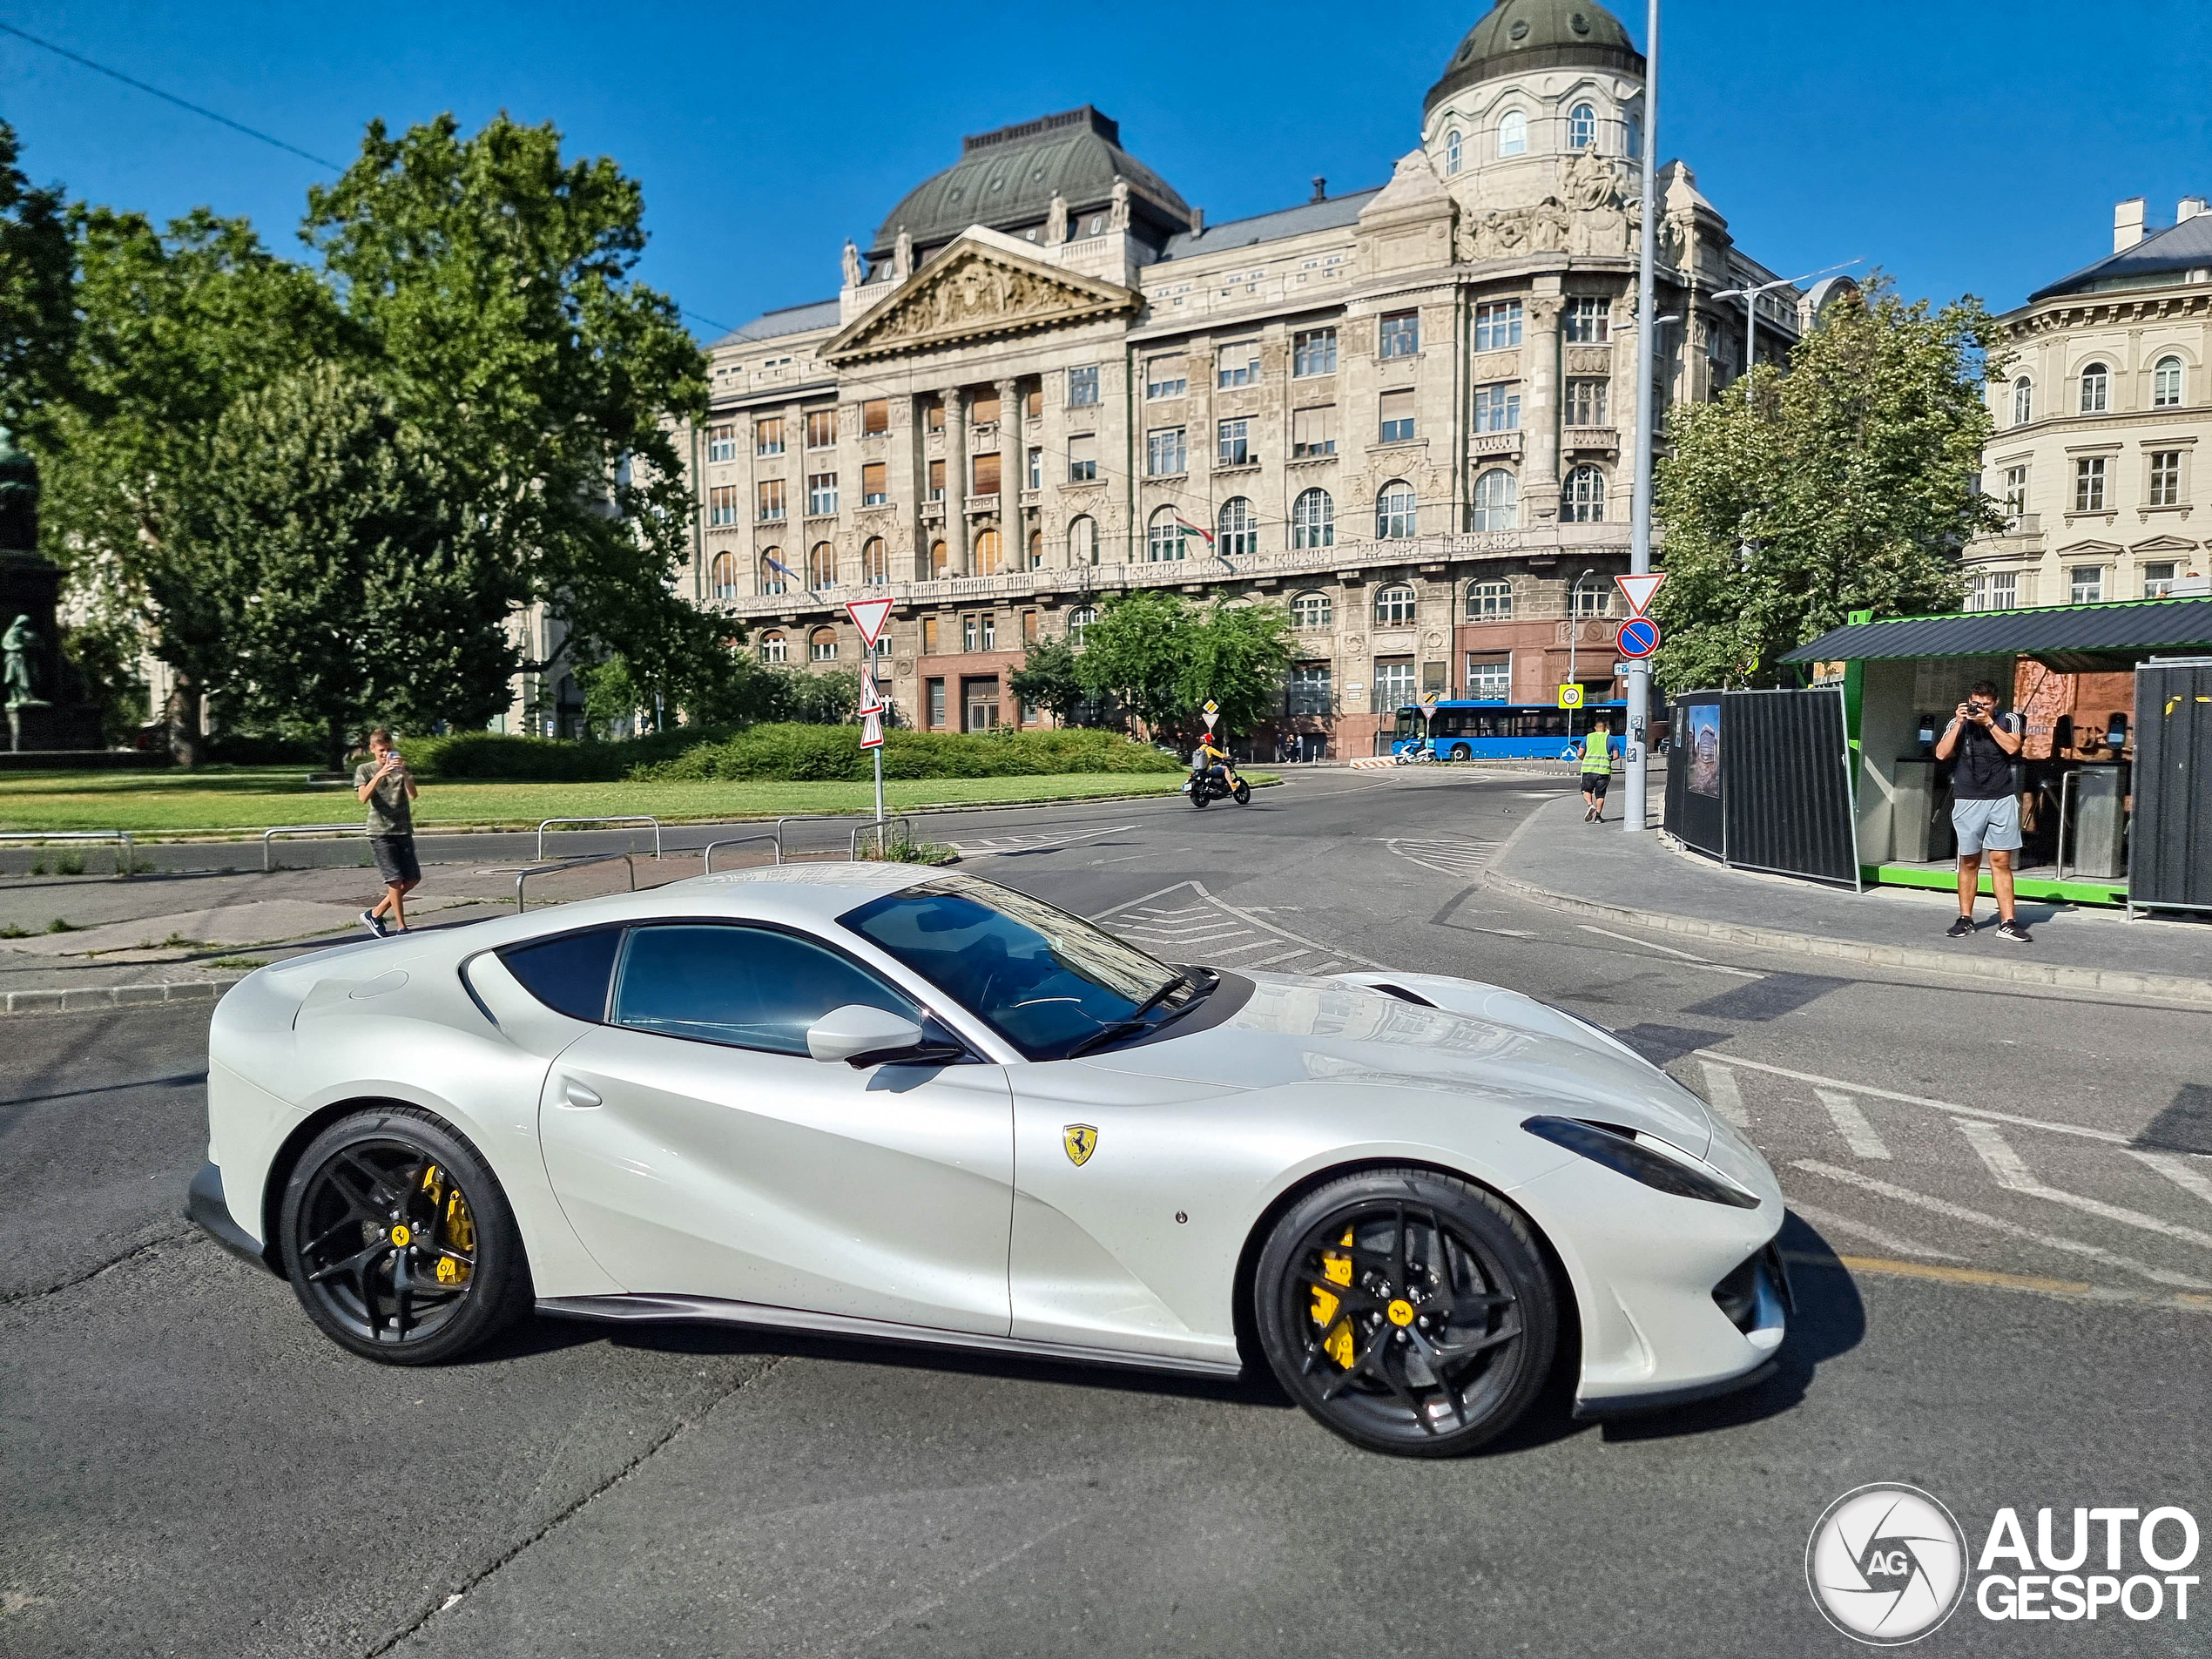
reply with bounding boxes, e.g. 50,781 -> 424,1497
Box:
2130,533 -> 2201,554
2054,537 -> 2124,556
824,233 -> 1138,364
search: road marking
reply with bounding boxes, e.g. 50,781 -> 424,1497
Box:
1090,880 -> 1380,969
1306,960 -> 1346,974
1697,1060 -> 1750,1127
1379,837 -> 1501,880
1242,946 -> 1318,968
1787,1251 -> 2212,1316
1577,924 -> 1764,978
1696,1052 -> 2139,1147
2133,1150 -> 2212,1210
1786,1201 -> 1962,1262
1817,1089 -> 1892,1160
950,823 -> 1136,859
1954,1121 -> 2212,1252
1791,1160 -> 2212,1291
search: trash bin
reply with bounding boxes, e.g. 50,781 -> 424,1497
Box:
2069,763 -> 2128,881
1892,758 -> 1954,863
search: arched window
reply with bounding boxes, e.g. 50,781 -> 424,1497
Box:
1147,506 -> 1184,562
2154,355 -> 2184,408
860,537 -> 887,585
929,539 -> 948,577
1466,579 -> 1513,620
1028,529 -> 1043,570
1568,103 -> 1597,150
1291,590 -> 1333,629
1376,481 -> 1418,541
1471,469 -> 1518,530
2080,362 -> 2109,414
1372,583 -> 1417,626
1626,110 -> 1642,158
1445,129 -> 1463,174
809,627 -> 838,663
1292,487 -> 1334,549
759,549 -> 787,596
710,550 -> 741,599
807,542 -> 835,589
1068,604 -> 1097,645
1498,110 -> 1527,157
1562,465 -> 1607,523
1217,496 -> 1258,556
974,528 -> 1003,575
758,630 -> 787,664
1068,515 -> 1097,565
2012,377 -> 2033,426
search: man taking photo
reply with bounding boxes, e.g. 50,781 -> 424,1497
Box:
354,727 -> 421,937
1933,679 -> 2030,943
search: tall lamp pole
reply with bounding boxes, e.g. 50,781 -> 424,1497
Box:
1623,0 -> 1661,831
1712,260 -> 1864,384
1567,566 -> 1595,745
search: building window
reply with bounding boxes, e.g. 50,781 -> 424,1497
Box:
2144,561 -> 2180,598
2153,355 -> 2185,408
1562,464 -> 1607,523
1288,662 -> 1332,716
1217,496 -> 1258,556
807,543 -> 835,590
2070,565 -> 2104,605
1217,418 -> 1251,467
709,550 -> 741,599
1466,579 -> 1513,620
927,678 -> 946,728
1627,110 -> 1642,158
861,398 -> 888,435
861,462 -> 888,505
1291,590 -> 1333,630
861,537 -> 888,584
1568,103 -> 1597,150
1497,109 -> 1527,157
1966,570 -> 2018,612
756,417 -> 786,455
1572,583 -> 1612,617
981,613 -> 997,650
974,529 -> 1003,576
806,409 -> 837,448
1068,434 -> 1096,482
927,458 -> 946,501
1564,297 -> 1611,343
1147,506 -> 1185,562
1068,605 -> 1097,644
757,479 -> 786,521
1379,389 -> 1416,444
1444,130 -> 1462,175
1474,382 -> 1521,432
1022,608 -> 1039,644
1566,378 -> 1609,427
2079,362 -> 2109,415
1145,355 -> 1187,399
1466,656 -> 1512,700
922,617 -> 940,654
1372,658 -> 1418,713
2012,377 -> 2033,426
926,398 -> 946,432
1069,515 -> 1097,565
929,540 -> 948,577
706,485 -> 739,527
1372,583 -> 1416,625
1475,300 -> 1523,351
759,550 -> 786,596
1291,488 -> 1334,549
1292,327 -> 1339,378
1376,482 -> 1418,541
706,423 -> 738,463
1026,388 -> 1042,419
2001,465 -> 2028,527
2074,455 -> 2107,512
971,452 -> 1001,497
1147,427 -> 1187,476
1027,529 -> 1042,570
1067,365 -> 1100,407
806,474 -> 837,516
1471,468 -> 1517,530
1379,311 -> 1420,359
809,627 -> 838,662
759,630 -> 787,664
1291,405 -> 1339,457
961,614 -> 978,652
1027,447 -> 1042,489
2149,450 -> 2182,507
970,388 -> 1001,428
1217,340 -> 1260,388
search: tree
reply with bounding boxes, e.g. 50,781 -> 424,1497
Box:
1176,595 -> 1295,742
1008,634 -> 1089,726
0,122 -> 75,437
1652,276 -> 2004,689
1072,590 -> 1193,739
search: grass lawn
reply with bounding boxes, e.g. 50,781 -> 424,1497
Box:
0,766 -> 1225,836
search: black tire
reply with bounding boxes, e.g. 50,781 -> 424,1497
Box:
1231,779 -> 1251,805
1254,1167 -> 1556,1457
1449,744 -> 1472,763
1190,785 -> 1211,808
278,1105 -> 533,1366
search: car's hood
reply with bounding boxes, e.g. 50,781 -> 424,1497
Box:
1074,970 -> 1715,1159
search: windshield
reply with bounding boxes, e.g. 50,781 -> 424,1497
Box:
840,873 -> 1195,1060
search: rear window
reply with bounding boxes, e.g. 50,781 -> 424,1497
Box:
499,927 -> 621,1022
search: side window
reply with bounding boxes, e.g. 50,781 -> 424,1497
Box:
499,927 -> 622,1022
611,925 -> 917,1055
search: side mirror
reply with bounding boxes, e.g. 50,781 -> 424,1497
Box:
806,1003 -> 959,1068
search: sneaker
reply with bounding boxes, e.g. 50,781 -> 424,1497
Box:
1996,919 -> 2033,944
359,909 -> 388,939
1945,916 -> 1974,938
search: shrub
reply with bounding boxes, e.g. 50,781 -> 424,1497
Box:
643,725 -> 1183,783
402,728 -> 723,782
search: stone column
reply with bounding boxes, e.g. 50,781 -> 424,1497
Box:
1522,293 -> 1564,526
945,386 -> 969,575
999,375 -> 1023,570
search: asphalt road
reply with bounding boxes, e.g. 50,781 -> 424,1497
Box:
3,767 -> 2208,1658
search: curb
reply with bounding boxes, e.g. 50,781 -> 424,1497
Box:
3,974 -> 243,1017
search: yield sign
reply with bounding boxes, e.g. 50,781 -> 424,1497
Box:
1201,698 -> 1220,732
845,595 -> 894,648
1615,573 -> 1666,617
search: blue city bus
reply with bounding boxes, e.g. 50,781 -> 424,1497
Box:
1390,699 -> 1629,762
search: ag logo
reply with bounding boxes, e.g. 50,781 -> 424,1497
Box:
1062,1124 -> 1098,1167
1806,1483 -> 1967,1645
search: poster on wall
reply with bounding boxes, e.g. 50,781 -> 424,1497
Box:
1686,705 -> 1723,797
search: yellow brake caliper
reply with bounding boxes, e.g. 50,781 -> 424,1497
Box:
422,1165 -> 475,1286
1311,1228 -> 1356,1368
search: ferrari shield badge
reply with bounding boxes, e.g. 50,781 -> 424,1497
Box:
1062,1124 -> 1098,1167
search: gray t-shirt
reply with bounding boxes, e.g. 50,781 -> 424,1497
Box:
354,759 -> 415,836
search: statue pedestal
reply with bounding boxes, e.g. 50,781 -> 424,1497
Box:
9,705 -> 100,752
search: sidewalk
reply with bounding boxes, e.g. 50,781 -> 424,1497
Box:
1488,786 -> 2212,1008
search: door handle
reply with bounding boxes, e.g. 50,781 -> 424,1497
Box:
561,1079 -> 603,1109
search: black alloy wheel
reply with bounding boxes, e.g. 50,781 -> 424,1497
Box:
1255,1168 -> 1556,1456
279,1106 -> 531,1366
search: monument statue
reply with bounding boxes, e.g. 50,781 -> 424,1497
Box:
893,227 -> 914,282
1108,175 -> 1131,232
1046,191 -> 1069,245
3,614 -> 45,708
841,239 -> 863,287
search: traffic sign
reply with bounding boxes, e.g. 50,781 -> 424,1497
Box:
845,596 -> 894,649
1615,573 -> 1666,617
1616,616 -> 1661,659
1556,684 -> 1585,710
1202,698 -> 1220,731
856,671 -> 887,717
860,711 -> 884,750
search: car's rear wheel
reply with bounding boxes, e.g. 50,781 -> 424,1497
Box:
1254,1168 -> 1556,1456
279,1106 -> 531,1366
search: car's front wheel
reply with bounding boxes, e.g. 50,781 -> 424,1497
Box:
278,1106 -> 532,1365
1254,1168 -> 1556,1456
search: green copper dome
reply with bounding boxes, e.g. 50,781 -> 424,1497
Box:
1425,0 -> 1644,116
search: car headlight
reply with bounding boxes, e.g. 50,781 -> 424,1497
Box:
1521,1115 -> 1762,1209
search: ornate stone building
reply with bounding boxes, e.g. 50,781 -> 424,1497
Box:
1970,195 -> 2212,611
675,0 -> 1811,755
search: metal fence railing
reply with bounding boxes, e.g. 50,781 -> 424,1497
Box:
702,833 -> 780,873
0,829 -> 137,878
851,817 -> 916,860
515,850 -> 637,914
535,816 -> 663,860
261,824 -> 369,872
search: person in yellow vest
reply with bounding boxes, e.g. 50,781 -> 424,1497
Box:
1579,718 -> 1613,822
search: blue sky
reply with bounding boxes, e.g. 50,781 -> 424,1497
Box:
3,2 -> 2207,338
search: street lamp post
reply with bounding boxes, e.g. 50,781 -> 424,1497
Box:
1712,259 -> 1864,388
1568,565 -> 1596,744
1624,0 -> 1661,832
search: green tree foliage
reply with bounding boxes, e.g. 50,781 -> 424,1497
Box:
1067,590 -> 1294,742
1008,634 -> 1089,726
0,122 -> 76,434
1652,277 -> 2004,689
1071,590 -> 1193,739
1175,594 -> 1295,738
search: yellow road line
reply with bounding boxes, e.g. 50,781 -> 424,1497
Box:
1784,1250 -> 2212,1315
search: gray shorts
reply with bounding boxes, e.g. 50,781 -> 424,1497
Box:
1952,796 -> 2021,856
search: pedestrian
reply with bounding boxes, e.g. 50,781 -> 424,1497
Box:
354,727 -> 421,937
1580,718 -> 1613,822
1934,679 -> 2031,943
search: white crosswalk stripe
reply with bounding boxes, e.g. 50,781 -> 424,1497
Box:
1089,879 -> 1379,977
1697,1060 -> 1750,1128
1816,1089 -> 1892,1160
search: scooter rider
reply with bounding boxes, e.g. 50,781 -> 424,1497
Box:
1190,732 -> 1240,793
